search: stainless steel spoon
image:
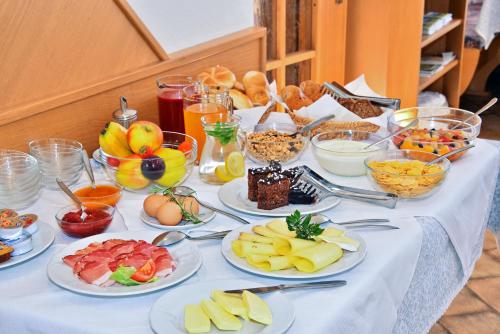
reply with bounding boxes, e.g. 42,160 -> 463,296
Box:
173,186 -> 252,225
56,178 -> 87,220
450,97 -> 497,130
363,119 -> 418,149
152,230 -> 232,246
82,149 -> 96,189
425,144 -> 475,166
290,114 -> 336,137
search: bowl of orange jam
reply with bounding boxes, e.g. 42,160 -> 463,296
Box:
71,181 -> 122,206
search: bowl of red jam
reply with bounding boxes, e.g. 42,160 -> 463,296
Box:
55,203 -> 114,238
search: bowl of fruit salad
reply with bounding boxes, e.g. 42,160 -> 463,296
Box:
99,121 -> 197,192
388,107 -> 481,161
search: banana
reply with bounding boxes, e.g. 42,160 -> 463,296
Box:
106,122 -> 129,148
99,122 -> 133,157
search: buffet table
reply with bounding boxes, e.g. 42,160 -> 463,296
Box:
0,139 -> 499,334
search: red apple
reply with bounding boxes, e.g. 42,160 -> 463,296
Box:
127,121 -> 163,155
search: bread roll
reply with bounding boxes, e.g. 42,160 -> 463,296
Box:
197,65 -> 236,88
233,81 -> 245,92
300,80 -> 323,101
281,85 -> 313,111
229,89 -> 253,109
243,71 -> 270,105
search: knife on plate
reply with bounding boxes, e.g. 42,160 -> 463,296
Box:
224,280 -> 347,294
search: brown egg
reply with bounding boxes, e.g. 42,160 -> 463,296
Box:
143,194 -> 169,217
181,197 -> 200,215
156,202 -> 183,226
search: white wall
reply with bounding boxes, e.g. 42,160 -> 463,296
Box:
127,0 -> 255,53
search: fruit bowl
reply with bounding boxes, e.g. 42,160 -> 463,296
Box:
365,150 -> 450,199
388,107 -> 480,161
100,131 -> 197,193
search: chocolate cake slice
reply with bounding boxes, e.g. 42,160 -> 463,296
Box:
281,166 -> 303,187
257,173 -> 290,210
247,162 -> 281,201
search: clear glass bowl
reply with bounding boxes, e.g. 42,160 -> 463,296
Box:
29,138 -> 84,188
0,150 -> 41,209
388,107 -> 480,161
100,131 -> 197,193
365,150 -> 450,199
245,123 -> 308,165
311,130 -> 389,176
70,181 -> 123,207
55,203 -> 115,238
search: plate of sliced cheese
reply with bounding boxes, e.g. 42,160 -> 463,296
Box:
150,279 -> 295,334
221,218 -> 366,279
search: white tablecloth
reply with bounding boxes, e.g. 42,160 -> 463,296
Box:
0,138 -> 498,334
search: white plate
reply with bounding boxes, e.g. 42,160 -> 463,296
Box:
0,222 -> 55,270
140,207 -> 216,231
47,230 -> 202,297
218,178 -> 341,217
150,279 -> 295,334
221,223 -> 366,279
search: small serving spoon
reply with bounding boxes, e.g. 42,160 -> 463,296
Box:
450,97 -> 497,130
363,119 -> 418,150
172,186 -> 252,225
82,149 -> 96,189
56,178 -> 87,220
289,114 -> 336,137
152,230 -> 232,246
425,144 -> 475,166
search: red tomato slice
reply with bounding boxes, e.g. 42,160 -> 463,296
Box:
177,141 -> 192,153
131,259 -> 156,282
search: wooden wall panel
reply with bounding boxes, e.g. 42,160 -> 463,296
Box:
0,0 -> 163,113
345,0 -> 424,107
0,28 -> 266,152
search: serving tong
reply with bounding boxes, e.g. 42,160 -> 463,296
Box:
298,166 -> 398,209
321,81 -> 401,110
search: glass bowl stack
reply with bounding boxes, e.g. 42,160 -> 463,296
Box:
0,150 -> 41,209
29,138 -> 84,189
388,107 -> 481,161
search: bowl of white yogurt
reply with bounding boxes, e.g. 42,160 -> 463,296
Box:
311,131 -> 388,176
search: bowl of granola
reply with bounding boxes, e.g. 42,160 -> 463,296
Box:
245,123 -> 308,165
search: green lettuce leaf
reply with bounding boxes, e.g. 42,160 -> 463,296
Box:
109,266 -> 158,286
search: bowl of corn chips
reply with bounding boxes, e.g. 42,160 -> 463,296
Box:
364,150 -> 450,199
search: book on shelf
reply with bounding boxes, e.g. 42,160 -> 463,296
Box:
420,52 -> 456,77
422,12 -> 452,35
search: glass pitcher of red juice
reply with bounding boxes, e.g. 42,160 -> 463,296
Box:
156,75 -> 193,133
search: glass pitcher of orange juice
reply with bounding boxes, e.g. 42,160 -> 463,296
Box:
183,84 -> 232,161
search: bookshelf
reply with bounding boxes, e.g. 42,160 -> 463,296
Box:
419,59 -> 458,91
345,0 -> 468,108
421,19 -> 462,48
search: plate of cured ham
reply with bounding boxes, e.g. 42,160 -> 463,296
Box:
47,230 -> 202,297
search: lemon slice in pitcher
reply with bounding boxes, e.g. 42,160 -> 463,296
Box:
215,165 -> 235,182
225,152 -> 245,177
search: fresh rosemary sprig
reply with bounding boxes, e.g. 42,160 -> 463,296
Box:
286,210 -> 324,240
154,187 -> 203,224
